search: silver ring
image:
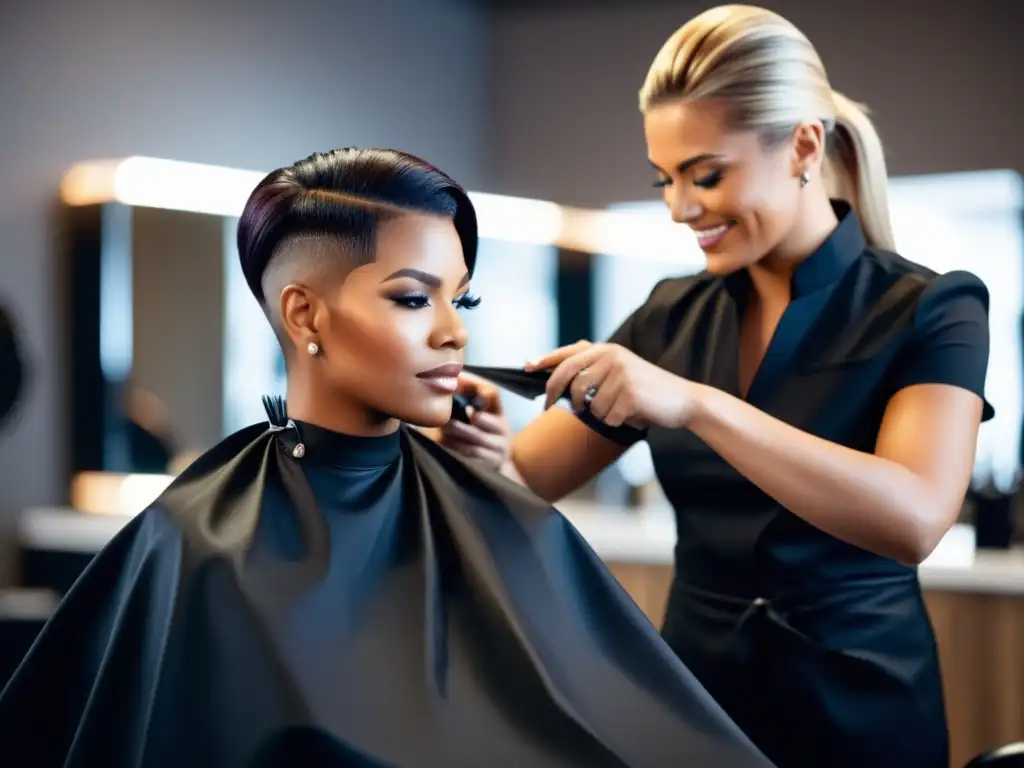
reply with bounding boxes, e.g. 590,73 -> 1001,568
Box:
577,368 -> 597,407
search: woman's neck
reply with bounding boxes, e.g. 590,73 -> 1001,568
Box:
285,376 -> 400,438
750,193 -> 839,301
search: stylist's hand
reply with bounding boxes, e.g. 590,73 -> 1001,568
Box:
439,373 -> 511,471
526,342 -> 703,430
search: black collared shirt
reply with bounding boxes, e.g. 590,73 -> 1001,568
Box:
581,202 -> 992,597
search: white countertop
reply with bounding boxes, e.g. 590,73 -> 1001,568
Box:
19,503 -> 1024,596
556,501 -> 1024,596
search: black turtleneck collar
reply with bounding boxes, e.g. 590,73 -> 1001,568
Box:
280,420 -> 401,469
726,200 -> 866,301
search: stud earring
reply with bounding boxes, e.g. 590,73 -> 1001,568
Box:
799,171 -> 811,188
307,341 -> 320,356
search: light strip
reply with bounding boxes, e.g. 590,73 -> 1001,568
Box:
61,157 -> 265,218
60,156 -> 694,264
69,470 -> 174,516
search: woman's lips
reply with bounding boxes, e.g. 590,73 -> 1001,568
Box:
417,363 -> 464,394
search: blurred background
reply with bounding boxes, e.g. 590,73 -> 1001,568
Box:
0,0 -> 1021,764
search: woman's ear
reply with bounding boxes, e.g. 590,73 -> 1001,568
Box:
278,283 -> 319,352
790,120 -> 827,179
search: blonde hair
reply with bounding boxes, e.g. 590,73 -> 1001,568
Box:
640,5 -> 895,251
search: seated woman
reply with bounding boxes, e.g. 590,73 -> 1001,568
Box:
0,148 -> 771,768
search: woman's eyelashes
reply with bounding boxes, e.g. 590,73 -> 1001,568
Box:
389,292 -> 431,309
454,293 -> 481,310
651,168 -> 725,189
694,169 -> 724,189
388,292 -> 481,310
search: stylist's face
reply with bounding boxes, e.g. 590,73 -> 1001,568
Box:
643,99 -> 801,275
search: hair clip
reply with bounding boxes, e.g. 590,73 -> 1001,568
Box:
261,394 -> 305,458
290,419 -> 306,459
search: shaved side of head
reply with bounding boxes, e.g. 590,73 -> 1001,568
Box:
259,235 -> 357,345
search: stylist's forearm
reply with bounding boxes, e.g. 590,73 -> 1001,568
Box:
686,383 -> 936,564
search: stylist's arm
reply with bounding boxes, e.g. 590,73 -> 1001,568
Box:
532,341 -> 981,566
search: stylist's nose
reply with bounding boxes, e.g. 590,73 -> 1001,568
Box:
430,304 -> 469,351
667,187 -> 702,225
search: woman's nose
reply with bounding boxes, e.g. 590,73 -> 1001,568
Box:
431,304 -> 469,350
668,187 -> 702,225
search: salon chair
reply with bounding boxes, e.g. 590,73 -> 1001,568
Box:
966,743 -> 1024,767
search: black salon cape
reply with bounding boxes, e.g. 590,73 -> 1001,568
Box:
0,420 -> 771,768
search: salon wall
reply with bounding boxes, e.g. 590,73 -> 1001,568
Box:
0,0 -> 488,577
487,0 -> 1020,206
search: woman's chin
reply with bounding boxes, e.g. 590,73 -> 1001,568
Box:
703,251 -> 740,274
395,399 -> 453,429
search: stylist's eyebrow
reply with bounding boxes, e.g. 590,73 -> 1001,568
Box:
649,153 -> 722,175
380,269 -> 471,289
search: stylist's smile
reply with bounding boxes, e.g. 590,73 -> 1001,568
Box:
692,221 -> 735,250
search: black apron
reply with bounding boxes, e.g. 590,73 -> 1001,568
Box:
661,571 -> 949,767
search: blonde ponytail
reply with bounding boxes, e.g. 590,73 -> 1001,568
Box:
641,6 -> 897,252
826,90 -> 895,251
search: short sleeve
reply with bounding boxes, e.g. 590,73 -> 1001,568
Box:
888,270 -> 994,422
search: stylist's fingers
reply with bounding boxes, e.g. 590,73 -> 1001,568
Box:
525,340 -> 593,372
586,367 -> 626,423
442,419 -> 505,452
453,373 -> 484,403
544,345 -> 606,409
603,389 -> 647,429
468,410 -> 507,436
454,373 -> 504,416
439,431 -> 506,470
568,355 -> 614,413
469,378 -> 504,416
461,445 -> 506,469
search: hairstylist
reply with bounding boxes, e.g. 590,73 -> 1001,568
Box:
440,6 -> 991,767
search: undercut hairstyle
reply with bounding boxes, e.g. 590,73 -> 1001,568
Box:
236,147 -> 478,334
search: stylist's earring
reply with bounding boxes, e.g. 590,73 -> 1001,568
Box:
307,341 -> 320,356
799,171 -> 811,188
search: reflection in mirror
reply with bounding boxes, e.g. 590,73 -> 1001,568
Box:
66,203 -> 232,478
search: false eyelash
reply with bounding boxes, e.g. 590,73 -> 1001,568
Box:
694,170 -> 723,189
390,293 -> 430,309
455,293 -> 482,310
